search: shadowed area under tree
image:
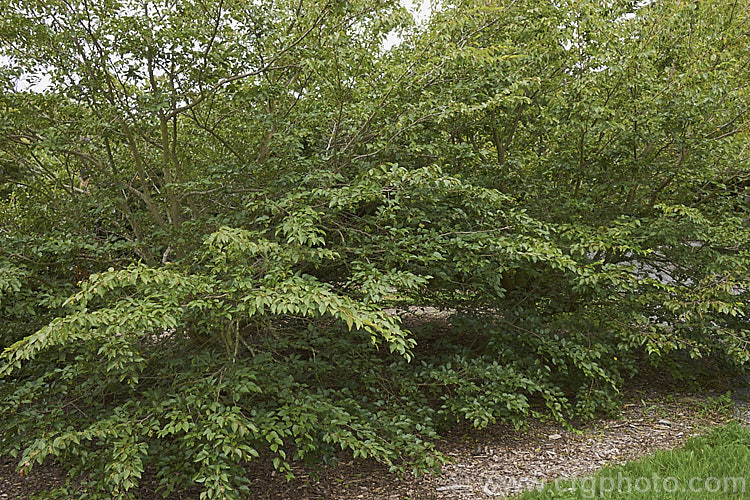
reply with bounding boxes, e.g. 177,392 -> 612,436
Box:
0,0 -> 748,497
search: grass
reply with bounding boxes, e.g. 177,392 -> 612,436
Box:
516,422 -> 750,499
694,392 -> 736,419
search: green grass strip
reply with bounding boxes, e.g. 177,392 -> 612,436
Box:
516,422 -> 750,499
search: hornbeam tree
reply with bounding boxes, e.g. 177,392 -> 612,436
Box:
1,0 -> 748,498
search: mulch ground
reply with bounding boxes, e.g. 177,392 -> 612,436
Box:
244,387 -> 744,499
2,372 -> 747,499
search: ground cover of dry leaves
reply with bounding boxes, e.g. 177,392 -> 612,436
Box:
3,371 -> 748,500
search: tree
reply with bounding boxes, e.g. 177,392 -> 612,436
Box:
1,0 -> 748,497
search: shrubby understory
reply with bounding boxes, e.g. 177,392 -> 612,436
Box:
1,0 -> 748,497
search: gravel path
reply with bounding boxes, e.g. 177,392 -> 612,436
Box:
730,374 -> 750,426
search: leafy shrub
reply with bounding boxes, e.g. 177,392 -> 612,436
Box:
1,0 -> 748,497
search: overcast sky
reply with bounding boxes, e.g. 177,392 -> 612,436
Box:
385,0 -> 432,50
4,0 -> 432,92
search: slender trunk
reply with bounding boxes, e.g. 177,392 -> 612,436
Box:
118,116 -> 167,228
160,114 -> 181,228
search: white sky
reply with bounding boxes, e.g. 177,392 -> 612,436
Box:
5,1 -> 432,92
384,0 -> 432,50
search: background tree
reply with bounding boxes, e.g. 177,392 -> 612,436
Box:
1,0 -> 748,498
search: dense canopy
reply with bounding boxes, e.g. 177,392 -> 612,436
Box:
1,0 -> 748,497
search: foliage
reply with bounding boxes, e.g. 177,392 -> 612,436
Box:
0,0 -> 748,497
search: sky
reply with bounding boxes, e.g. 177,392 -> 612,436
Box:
385,0 -> 433,51
4,0 -> 433,92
